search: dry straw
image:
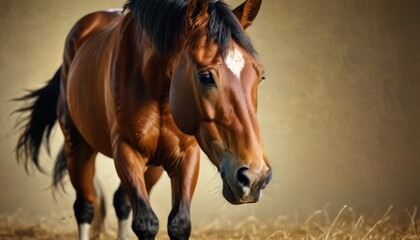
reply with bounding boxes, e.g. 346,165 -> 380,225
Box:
1,205 -> 419,239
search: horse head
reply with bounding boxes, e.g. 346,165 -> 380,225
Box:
170,0 -> 271,205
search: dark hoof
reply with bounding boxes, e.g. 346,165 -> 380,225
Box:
132,210 -> 159,239
168,211 -> 191,240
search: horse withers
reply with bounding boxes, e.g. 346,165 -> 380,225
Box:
15,0 -> 272,239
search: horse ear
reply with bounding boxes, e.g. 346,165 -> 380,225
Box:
233,0 -> 262,29
186,0 -> 209,28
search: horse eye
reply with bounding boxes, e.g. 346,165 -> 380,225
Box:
198,72 -> 216,87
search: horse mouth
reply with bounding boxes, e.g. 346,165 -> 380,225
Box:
221,174 -> 259,205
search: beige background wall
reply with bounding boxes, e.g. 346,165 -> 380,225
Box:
0,0 -> 419,230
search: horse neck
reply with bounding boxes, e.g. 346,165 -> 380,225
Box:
117,13 -> 180,102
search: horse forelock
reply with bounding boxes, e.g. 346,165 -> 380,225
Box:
125,0 -> 257,57
207,0 -> 257,57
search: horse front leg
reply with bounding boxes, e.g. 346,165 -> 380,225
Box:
166,145 -> 200,240
113,137 -> 159,239
113,166 -> 164,240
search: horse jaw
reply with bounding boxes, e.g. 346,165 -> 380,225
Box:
169,55 -> 200,135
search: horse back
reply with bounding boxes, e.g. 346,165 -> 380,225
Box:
60,11 -> 123,157
62,11 -> 122,79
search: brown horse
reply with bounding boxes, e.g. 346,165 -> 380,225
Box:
15,0 -> 272,239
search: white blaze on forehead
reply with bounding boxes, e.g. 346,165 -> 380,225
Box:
224,47 -> 245,78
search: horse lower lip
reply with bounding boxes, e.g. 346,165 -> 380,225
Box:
223,189 -> 241,205
222,178 -> 257,205
240,197 -> 258,204
222,179 -> 241,205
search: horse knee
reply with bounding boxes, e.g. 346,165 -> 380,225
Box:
168,210 -> 191,240
73,197 -> 94,224
113,185 -> 131,220
131,207 -> 159,240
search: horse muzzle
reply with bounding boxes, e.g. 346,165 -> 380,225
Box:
220,162 -> 272,205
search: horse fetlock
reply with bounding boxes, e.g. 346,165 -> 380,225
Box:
113,185 -> 132,220
73,198 -> 94,224
168,210 -> 191,240
114,201 -> 132,220
132,209 -> 159,239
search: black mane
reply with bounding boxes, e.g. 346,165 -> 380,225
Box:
125,0 -> 257,57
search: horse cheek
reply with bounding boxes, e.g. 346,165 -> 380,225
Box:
169,61 -> 200,135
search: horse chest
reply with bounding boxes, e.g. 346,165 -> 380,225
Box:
127,101 -> 191,166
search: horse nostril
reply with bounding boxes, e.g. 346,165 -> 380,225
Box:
221,170 -> 226,179
235,166 -> 250,188
262,169 -> 272,189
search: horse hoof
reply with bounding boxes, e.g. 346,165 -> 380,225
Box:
168,211 -> 191,240
132,211 -> 159,239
